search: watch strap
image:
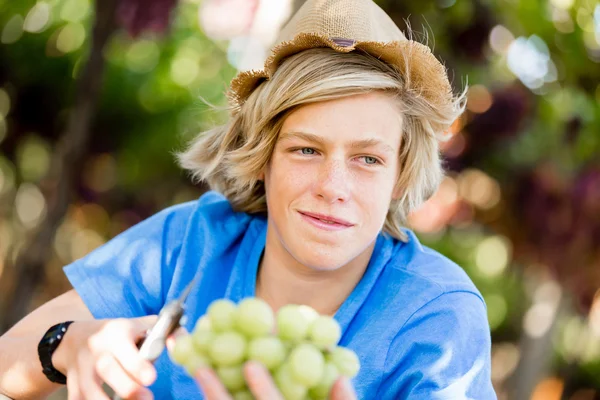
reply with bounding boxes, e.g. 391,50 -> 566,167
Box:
38,321 -> 74,384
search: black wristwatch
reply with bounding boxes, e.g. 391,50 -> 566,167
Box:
38,321 -> 74,384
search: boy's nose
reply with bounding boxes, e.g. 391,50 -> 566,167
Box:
314,159 -> 351,204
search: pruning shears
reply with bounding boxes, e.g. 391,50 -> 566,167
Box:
111,279 -> 196,400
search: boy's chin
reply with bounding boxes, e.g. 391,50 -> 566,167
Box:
299,255 -> 348,272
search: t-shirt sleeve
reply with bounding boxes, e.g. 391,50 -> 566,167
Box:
376,291 -> 497,400
63,202 -> 196,320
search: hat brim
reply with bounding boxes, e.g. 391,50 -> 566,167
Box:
227,32 -> 454,110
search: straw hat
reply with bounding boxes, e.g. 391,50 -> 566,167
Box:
227,0 -> 454,111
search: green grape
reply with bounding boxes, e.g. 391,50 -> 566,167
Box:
247,336 -> 286,370
195,315 -> 212,332
297,305 -> 319,324
232,390 -> 255,400
276,305 -> 309,342
192,327 -> 214,353
308,316 -> 341,348
275,363 -> 308,400
169,335 -> 195,365
308,362 -> 339,399
235,298 -> 275,337
289,343 -> 325,387
217,365 -> 246,392
183,352 -> 211,375
209,331 -> 247,366
327,347 -> 360,378
208,299 -> 237,331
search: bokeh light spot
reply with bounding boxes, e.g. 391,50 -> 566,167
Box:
82,153 -> 118,193
507,35 -> 557,89
1,15 -> 24,44
467,85 -> 493,114
54,217 -> 78,263
15,183 -> 47,228
524,281 -> 562,339
56,22 -> 86,53
16,135 -> 52,182
561,316 -> 587,361
583,30 -> 600,52
0,88 -> 11,117
441,131 -> 467,158
577,7 -> 594,32
491,343 -> 520,382
552,8 -> 575,33
595,5 -> 600,40
489,25 -> 514,55
126,39 -> 160,73
531,378 -> 564,400
485,293 -> 508,330
24,2 -> 52,33
475,235 -> 511,277
524,302 -> 556,338
457,169 -> 501,210
171,56 -> 200,86
550,0 -> 574,10
60,0 -> 91,23
70,228 -> 106,261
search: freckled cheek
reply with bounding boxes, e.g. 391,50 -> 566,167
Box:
355,176 -> 396,223
266,159 -> 312,201
276,162 -> 318,189
354,173 -> 395,196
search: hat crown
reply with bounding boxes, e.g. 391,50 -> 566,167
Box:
228,0 -> 454,115
276,0 -> 407,46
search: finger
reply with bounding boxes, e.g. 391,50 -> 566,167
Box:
66,369 -> 82,400
96,353 -> 153,400
243,361 -> 283,400
195,367 -> 232,400
112,341 -> 157,386
76,352 -> 111,400
330,377 -> 357,400
131,316 -> 160,340
166,327 -> 189,353
89,319 -> 157,386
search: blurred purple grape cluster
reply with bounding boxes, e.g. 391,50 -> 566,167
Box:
515,165 -> 600,311
439,81 -> 599,311
117,0 -> 178,37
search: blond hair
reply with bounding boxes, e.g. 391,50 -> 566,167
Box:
178,48 -> 466,241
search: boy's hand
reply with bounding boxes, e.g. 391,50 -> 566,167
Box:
194,361 -> 357,400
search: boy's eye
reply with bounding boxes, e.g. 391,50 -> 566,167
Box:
300,148 -> 316,155
361,156 -> 379,165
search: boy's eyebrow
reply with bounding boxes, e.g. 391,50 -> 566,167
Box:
349,138 -> 396,155
279,131 -> 396,155
279,131 -> 326,146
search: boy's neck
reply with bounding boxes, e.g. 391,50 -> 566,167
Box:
255,229 -> 375,316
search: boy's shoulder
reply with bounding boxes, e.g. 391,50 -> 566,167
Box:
159,190 -> 254,237
385,229 -> 483,300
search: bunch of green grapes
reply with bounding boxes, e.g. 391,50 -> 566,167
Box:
169,298 -> 360,400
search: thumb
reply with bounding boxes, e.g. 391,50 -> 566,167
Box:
330,377 -> 357,400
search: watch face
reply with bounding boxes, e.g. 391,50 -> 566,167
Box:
44,323 -> 68,345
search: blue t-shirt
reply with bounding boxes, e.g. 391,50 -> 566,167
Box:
64,191 -> 496,399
